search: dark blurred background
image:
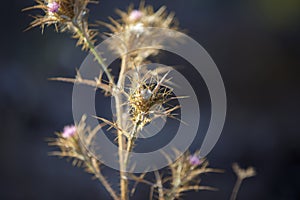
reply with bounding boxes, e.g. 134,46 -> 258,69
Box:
1,0 -> 300,199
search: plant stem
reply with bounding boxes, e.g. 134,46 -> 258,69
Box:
230,177 -> 243,200
115,55 -> 128,200
79,140 -> 119,200
124,123 -> 138,167
72,23 -> 114,85
165,183 -> 179,200
71,22 -> 124,199
91,162 -> 120,200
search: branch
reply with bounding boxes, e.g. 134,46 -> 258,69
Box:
49,77 -> 111,94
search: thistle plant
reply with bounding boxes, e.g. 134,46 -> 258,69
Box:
24,1 -> 255,200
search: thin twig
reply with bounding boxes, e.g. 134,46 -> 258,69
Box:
230,177 -> 242,200
91,162 -> 120,200
230,163 -> 256,200
48,77 -> 111,93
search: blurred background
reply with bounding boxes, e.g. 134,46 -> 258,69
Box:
0,0 -> 299,199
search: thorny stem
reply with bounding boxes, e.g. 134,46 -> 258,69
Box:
230,177 -> 242,200
90,161 -> 120,200
48,76 -> 111,93
75,21 -> 130,199
115,55 -> 129,200
78,142 -> 119,200
124,122 -> 139,168
116,118 -> 127,200
165,178 -> 181,200
154,171 -> 165,200
116,55 -> 141,200
72,22 -> 114,85
165,189 -> 177,200
129,174 -> 158,188
71,22 -> 123,199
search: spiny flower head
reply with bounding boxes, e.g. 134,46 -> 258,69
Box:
24,0 -> 95,30
160,150 -> 221,199
128,71 -> 175,128
24,0 -> 98,50
115,2 -> 178,30
48,116 -> 99,167
170,152 -> 205,179
100,2 -> 180,70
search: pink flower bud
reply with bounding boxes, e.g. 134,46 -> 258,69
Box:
129,10 -> 143,21
62,125 -> 76,138
47,2 -> 60,13
189,155 -> 202,166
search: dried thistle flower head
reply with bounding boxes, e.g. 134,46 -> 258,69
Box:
154,151 -> 223,199
127,70 -> 176,130
24,0 -> 93,30
23,0 -> 98,50
99,2 -> 178,35
100,2 -> 180,70
116,2 -> 178,31
169,151 -> 207,182
48,116 -> 102,166
48,123 -> 83,166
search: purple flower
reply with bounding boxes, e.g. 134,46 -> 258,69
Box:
189,155 -> 202,166
62,125 -> 76,138
47,2 -> 60,13
129,10 -> 143,21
